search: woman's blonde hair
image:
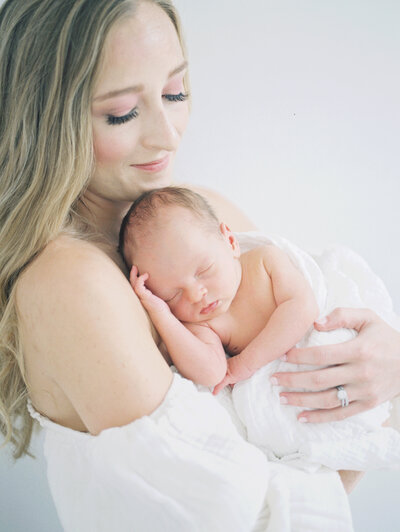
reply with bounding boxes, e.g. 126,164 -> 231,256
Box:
0,0 -> 187,459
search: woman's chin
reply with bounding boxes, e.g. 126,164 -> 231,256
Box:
140,172 -> 173,192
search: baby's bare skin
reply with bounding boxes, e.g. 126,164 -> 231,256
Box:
130,211 -> 319,392
200,247 -> 277,356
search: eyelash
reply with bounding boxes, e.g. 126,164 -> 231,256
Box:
106,92 -> 189,126
165,262 -> 212,302
165,291 -> 181,303
198,264 -> 212,276
106,108 -> 138,125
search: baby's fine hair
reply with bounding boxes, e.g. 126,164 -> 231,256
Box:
119,187 -> 220,267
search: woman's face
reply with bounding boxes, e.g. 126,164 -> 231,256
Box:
90,2 -> 189,205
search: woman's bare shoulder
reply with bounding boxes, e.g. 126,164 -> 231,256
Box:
17,234 -> 172,434
182,184 -> 258,232
18,233 -> 125,291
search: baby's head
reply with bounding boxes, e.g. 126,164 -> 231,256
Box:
119,187 -> 242,322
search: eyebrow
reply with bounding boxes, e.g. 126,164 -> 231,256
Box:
93,60 -> 188,102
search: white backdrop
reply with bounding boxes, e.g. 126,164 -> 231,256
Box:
1,1 -> 399,531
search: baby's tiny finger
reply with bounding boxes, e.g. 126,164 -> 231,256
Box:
213,377 -> 229,395
136,273 -> 149,289
129,265 -> 138,284
213,383 -> 223,395
135,275 -> 148,296
140,272 -> 149,282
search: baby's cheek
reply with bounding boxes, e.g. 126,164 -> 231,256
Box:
172,303 -> 190,323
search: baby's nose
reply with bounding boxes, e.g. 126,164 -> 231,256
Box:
186,284 -> 207,304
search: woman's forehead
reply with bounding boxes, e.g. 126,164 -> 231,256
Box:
93,2 -> 184,100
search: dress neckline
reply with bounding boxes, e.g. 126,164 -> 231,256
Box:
26,398 -> 93,440
26,371 -> 182,440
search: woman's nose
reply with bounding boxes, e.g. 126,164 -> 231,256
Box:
185,283 -> 207,304
141,106 -> 180,152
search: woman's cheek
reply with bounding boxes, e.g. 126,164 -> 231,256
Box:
166,102 -> 190,138
93,126 -> 136,165
177,105 -> 190,135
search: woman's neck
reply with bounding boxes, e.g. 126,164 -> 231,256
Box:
77,192 -> 132,245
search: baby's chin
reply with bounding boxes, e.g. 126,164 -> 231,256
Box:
175,304 -> 227,324
177,314 -> 208,324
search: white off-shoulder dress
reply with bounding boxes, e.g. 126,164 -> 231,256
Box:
28,374 -> 354,532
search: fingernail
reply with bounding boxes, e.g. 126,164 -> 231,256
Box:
279,395 -> 288,404
315,317 -> 327,325
270,377 -> 279,386
298,417 -> 308,423
280,354 -> 287,362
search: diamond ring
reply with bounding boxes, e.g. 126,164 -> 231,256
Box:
336,385 -> 349,407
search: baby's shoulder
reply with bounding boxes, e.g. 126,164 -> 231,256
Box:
241,244 -> 282,265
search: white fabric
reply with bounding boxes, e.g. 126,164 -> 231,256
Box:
26,230 -> 400,531
233,232 -> 400,472
27,373 -> 353,531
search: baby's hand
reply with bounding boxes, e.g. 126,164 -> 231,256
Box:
129,266 -> 170,315
213,355 -> 255,395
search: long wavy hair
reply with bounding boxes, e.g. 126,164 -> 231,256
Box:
0,0 -> 187,459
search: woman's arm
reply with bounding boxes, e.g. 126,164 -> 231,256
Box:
17,238 -> 173,434
273,308 -> 400,423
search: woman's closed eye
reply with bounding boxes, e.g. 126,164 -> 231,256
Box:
106,108 -> 138,126
106,93 -> 189,126
163,92 -> 189,103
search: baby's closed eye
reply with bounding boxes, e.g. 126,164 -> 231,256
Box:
164,290 -> 181,303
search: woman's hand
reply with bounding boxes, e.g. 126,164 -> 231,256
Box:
274,308 -> 400,423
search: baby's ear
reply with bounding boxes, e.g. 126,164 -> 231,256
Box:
220,223 -> 240,258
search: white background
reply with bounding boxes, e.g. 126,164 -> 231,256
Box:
1,1 -> 399,530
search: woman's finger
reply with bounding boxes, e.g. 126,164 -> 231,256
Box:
280,384 -> 357,410
272,364 -> 355,391
314,307 -> 376,333
286,339 -> 356,366
297,400 -> 367,424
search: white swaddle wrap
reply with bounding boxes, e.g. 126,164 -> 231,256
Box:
233,232 -> 400,472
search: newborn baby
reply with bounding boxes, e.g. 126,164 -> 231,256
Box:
119,186 -> 399,472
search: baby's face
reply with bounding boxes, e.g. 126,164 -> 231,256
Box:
133,208 -> 242,322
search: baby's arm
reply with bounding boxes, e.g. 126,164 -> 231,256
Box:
130,267 -> 227,387
214,246 -> 319,394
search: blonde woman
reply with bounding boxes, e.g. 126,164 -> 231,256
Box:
0,1 -> 399,530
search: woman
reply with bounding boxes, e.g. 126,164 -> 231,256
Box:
0,0 -> 399,529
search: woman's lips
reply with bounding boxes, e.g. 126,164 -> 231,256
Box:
131,155 -> 170,173
200,300 -> 219,315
